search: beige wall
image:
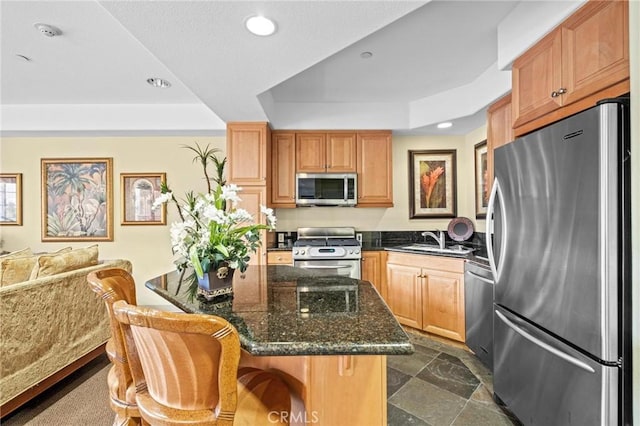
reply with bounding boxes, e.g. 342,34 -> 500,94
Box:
0,136 -> 226,305
276,127 -> 488,233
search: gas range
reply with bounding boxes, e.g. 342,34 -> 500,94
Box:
292,227 -> 362,261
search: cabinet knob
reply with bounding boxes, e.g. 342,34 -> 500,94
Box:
551,88 -> 567,98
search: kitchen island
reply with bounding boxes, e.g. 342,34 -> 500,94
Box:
145,265 -> 413,426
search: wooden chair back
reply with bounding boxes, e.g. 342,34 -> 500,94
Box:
87,268 -> 141,425
112,300 -> 242,425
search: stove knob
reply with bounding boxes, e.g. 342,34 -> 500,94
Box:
355,249 -> 360,254
293,249 -> 299,256
300,250 -> 306,255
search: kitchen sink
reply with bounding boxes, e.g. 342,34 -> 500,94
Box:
399,244 -> 475,255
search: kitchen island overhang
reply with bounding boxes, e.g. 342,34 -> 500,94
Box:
145,264 -> 413,426
145,265 -> 414,357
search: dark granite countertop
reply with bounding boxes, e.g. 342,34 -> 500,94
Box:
145,265 -> 414,357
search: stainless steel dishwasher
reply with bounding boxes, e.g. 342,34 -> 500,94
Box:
464,260 -> 494,371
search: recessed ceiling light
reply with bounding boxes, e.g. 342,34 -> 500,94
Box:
147,78 -> 171,88
360,51 -> 373,59
437,122 -> 453,129
34,23 -> 62,37
245,16 -> 277,36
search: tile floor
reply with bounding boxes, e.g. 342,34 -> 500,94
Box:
387,329 -> 520,426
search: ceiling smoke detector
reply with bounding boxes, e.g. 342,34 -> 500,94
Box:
147,78 -> 171,88
34,23 -> 62,37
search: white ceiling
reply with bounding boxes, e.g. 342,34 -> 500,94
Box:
0,1 -> 584,136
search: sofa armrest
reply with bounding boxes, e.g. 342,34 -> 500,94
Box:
0,259 -> 132,406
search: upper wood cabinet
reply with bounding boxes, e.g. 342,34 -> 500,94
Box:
296,132 -> 356,173
512,0 -> 629,134
270,131 -> 296,208
486,94 -> 513,203
356,131 -> 393,207
234,186 -> 268,265
227,122 -> 270,186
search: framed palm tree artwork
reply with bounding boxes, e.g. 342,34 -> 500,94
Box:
41,158 -> 113,241
408,150 -> 457,219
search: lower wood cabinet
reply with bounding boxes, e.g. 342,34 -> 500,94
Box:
234,186 -> 268,265
266,251 -> 293,265
361,251 -> 387,301
386,252 -> 465,342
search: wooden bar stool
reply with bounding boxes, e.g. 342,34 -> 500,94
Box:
112,301 -> 293,426
87,268 -> 142,426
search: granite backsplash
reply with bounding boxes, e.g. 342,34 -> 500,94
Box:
271,230 -> 487,251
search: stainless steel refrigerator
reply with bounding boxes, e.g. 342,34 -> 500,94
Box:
487,98 -> 631,426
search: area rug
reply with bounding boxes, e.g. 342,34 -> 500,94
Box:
2,355 -> 114,425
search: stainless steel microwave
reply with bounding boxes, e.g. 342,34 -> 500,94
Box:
295,173 -> 357,206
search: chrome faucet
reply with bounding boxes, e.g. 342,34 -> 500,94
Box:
422,231 -> 446,249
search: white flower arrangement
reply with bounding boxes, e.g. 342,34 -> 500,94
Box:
153,144 -> 276,279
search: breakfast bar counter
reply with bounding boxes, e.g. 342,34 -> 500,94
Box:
145,265 -> 413,425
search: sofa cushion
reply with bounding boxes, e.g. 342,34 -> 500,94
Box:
30,245 -> 98,279
0,248 -> 33,259
0,256 -> 38,287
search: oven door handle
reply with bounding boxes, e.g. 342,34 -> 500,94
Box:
297,265 -> 353,269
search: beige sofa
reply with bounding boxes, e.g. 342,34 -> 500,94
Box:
0,257 -> 132,417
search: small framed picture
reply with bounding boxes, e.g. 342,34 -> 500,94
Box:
41,158 -> 113,241
0,173 -> 22,226
120,173 -> 166,225
474,140 -> 488,218
409,150 -> 457,219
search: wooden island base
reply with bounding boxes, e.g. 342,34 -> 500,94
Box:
240,351 -> 387,426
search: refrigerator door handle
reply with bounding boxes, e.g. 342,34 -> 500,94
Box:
495,310 -> 595,374
486,178 -> 507,282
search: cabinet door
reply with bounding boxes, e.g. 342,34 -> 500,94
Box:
487,94 -> 513,206
326,133 -> 357,172
356,132 -> 393,207
512,29 -> 563,128
296,133 -> 326,172
561,0 -> 629,106
235,186 -> 268,265
226,122 -> 270,185
361,251 -> 381,294
422,269 -> 465,342
386,262 -> 422,329
270,132 -> 296,207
